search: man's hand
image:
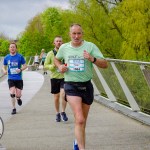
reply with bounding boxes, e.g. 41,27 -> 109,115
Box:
83,50 -> 108,68
58,64 -> 68,73
83,50 -> 94,62
3,70 -> 7,75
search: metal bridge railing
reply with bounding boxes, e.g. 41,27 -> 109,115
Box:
92,58 -> 150,114
1,56 -> 150,115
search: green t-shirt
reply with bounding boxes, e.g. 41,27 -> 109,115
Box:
56,40 -> 104,82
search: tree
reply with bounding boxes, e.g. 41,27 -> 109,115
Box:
0,39 -> 9,56
111,0 -> 150,60
69,0 -> 123,58
19,14 -> 50,56
41,7 -> 64,47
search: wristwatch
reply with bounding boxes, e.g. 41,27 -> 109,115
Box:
92,57 -> 97,63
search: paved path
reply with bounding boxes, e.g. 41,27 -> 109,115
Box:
0,71 -> 44,122
0,71 -> 150,150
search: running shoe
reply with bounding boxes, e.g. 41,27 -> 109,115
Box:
17,99 -> 22,106
56,113 -> 61,122
11,108 -> 16,115
61,112 -> 68,121
73,140 -> 79,150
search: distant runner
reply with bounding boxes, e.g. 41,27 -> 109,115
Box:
2,42 -> 27,115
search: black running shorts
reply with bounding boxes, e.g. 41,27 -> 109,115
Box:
50,78 -> 64,94
8,79 -> 23,90
64,80 -> 94,105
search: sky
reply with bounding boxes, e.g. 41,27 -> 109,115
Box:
0,0 -> 70,39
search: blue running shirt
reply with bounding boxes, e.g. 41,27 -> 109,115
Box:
3,53 -> 26,80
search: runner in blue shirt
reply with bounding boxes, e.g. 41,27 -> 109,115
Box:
2,42 -> 27,115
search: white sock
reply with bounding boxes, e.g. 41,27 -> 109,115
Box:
74,139 -> 78,145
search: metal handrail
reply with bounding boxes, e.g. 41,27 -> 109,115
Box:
106,58 -> 150,65
93,58 -> 150,114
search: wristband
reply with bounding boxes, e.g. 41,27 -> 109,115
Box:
92,57 -> 97,63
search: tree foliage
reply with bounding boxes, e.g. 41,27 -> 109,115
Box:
40,7 -> 64,47
1,0 -> 149,61
69,0 -> 123,58
111,0 -> 150,61
18,14 -> 50,56
0,38 -> 9,56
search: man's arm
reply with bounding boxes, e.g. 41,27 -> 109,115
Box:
2,65 -> 7,75
44,52 -> 56,71
92,58 -> 108,68
16,63 -> 27,73
21,64 -> 27,71
54,57 -> 68,73
83,50 -> 108,68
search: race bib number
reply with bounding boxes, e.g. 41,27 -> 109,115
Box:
69,59 -> 85,72
10,68 -> 18,74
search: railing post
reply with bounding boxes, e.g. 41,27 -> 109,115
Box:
140,65 -> 150,89
27,57 -> 32,65
93,65 -> 117,102
91,80 -> 101,96
110,62 -> 140,111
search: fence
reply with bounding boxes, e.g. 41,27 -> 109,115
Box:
92,58 -> 150,114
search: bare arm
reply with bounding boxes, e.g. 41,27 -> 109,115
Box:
93,58 -> 108,68
54,57 -> 68,73
40,53 -> 43,59
83,50 -> 108,68
2,65 -> 7,75
21,64 -> 28,71
16,63 -> 28,73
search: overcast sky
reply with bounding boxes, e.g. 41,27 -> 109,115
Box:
0,0 -> 70,39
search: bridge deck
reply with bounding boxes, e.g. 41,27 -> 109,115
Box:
0,71 -> 150,150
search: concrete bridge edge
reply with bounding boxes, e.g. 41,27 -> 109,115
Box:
94,95 -> 150,126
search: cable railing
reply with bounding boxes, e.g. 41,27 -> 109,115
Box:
1,56 -> 150,115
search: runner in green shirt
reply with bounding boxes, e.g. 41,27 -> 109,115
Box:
44,36 -> 68,122
54,24 -> 108,150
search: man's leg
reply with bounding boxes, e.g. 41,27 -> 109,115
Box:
54,93 -> 60,113
51,78 -> 62,122
60,88 -> 67,112
10,87 -> 16,109
81,103 -> 90,147
60,88 -> 68,121
67,95 -> 90,150
54,93 -> 61,122
16,88 -> 22,106
10,87 -> 17,114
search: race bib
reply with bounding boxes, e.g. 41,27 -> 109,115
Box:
10,68 -> 18,74
69,58 -> 85,72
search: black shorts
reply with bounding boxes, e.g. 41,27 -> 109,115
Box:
8,79 -> 23,90
64,80 -> 94,105
50,78 -> 64,94
42,61 -> 45,66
